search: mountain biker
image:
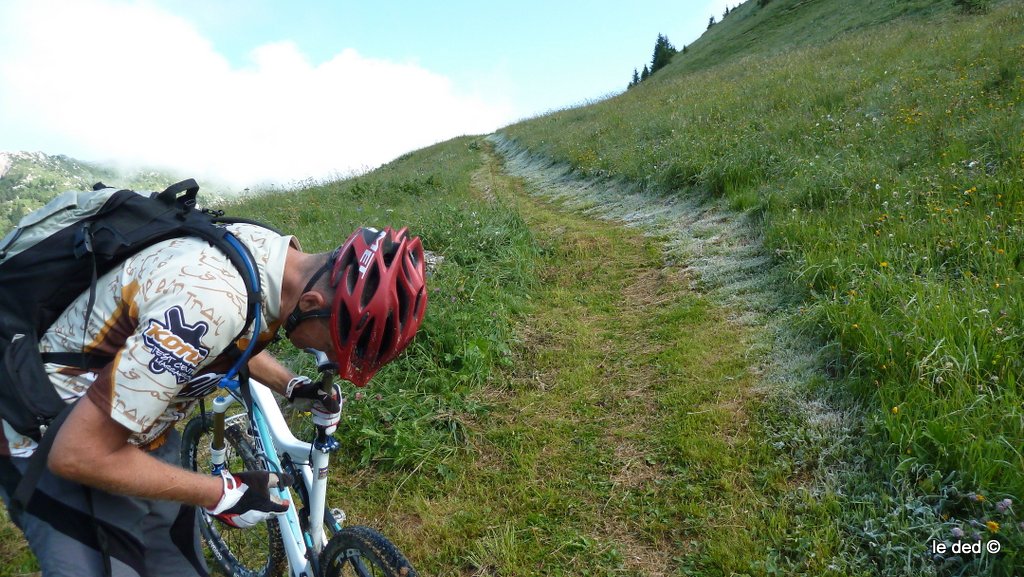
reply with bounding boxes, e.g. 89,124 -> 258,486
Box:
0,224 -> 428,577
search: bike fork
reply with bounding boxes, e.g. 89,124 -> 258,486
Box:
208,395 -> 231,475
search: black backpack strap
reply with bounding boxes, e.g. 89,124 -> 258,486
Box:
39,352 -> 112,370
11,400 -> 76,511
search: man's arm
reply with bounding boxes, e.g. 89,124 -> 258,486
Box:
48,394 -> 223,508
247,350 -> 296,396
249,350 -> 340,414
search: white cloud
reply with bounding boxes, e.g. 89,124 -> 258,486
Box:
0,0 -> 516,186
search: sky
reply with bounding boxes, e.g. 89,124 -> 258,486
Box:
0,0 -> 734,187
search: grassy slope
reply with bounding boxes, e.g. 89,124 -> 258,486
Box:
502,0 -> 1023,573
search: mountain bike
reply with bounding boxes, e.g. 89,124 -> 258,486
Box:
180,349 -> 418,577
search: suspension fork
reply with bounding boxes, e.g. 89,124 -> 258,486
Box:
208,395 -> 231,475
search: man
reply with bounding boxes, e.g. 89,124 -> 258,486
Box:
0,223 -> 428,576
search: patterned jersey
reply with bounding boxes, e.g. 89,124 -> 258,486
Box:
0,223 -> 298,457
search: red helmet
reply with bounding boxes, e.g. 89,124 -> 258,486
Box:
327,227 -> 427,386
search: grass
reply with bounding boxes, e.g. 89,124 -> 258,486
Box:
501,0 -> 1023,573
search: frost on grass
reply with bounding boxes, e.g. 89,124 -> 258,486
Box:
488,132 -> 850,488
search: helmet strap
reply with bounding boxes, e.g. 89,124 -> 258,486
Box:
283,257 -> 333,337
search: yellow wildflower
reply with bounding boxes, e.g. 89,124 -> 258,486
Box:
891,406 -> 899,414
987,520 -> 999,533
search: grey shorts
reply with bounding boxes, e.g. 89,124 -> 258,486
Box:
0,429 -> 209,577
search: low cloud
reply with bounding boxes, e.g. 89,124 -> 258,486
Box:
0,0 -> 516,186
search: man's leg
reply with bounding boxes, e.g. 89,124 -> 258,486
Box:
0,430 -> 209,577
0,454 -> 139,577
134,430 -> 209,577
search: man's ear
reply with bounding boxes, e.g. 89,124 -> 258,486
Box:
298,291 -> 327,312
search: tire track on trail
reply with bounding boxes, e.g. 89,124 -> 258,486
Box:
491,133 -> 843,422
489,133 -> 845,438
486,133 -> 855,573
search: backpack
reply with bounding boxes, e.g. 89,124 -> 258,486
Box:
0,179 -> 267,443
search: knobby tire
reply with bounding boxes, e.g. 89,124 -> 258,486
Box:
320,525 -> 418,577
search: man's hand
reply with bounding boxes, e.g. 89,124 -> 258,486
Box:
206,470 -> 292,529
286,376 -> 341,414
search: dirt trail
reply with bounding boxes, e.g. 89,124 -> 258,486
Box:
488,134 -> 845,434
483,135 -> 860,572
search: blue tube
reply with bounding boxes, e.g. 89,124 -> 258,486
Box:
219,232 -> 262,388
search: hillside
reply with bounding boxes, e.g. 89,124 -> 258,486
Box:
0,151 -> 232,231
502,0 -> 1023,574
667,0 -> 953,76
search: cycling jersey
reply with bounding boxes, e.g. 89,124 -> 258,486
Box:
0,223 -> 298,457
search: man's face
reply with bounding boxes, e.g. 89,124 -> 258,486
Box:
287,315 -> 337,364
288,290 -> 338,363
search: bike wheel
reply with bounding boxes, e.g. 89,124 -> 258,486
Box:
320,526 -> 418,577
180,414 -> 286,577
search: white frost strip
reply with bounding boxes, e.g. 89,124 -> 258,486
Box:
488,133 -> 775,311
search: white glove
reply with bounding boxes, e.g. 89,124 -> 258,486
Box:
287,376 -> 342,434
205,470 -> 291,529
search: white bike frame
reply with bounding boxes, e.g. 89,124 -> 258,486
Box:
210,378 -> 344,577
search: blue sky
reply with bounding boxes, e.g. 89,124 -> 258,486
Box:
0,0 -> 731,185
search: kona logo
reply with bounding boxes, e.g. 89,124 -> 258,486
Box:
143,306 -> 210,384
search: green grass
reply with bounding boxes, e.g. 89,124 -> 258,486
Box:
502,0 -> 1023,573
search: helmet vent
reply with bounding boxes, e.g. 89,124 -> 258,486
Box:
380,311 -> 396,353
408,245 -> 421,268
383,239 -> 399,267
413,288 -> 425,318
355,318 -> 374,359
336,306 -> 353,345
401,255 -> 412,281
396,282 -> 410,326
360,262 -> 380,309
339,249 -> 359,294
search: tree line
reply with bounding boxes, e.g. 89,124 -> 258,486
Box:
627,4 -> 744,90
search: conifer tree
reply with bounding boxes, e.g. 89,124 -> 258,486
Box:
629,68 -> 640,89
641,65 -> 650,82
708,15 -> 716,28
650,34 -> 677,76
